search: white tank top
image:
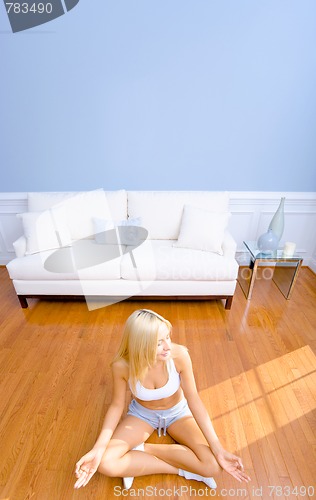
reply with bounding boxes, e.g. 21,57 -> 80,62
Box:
129,358 -> 181,401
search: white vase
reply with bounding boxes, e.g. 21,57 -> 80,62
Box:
257,229 -> 279,254
268,197 -> 285,241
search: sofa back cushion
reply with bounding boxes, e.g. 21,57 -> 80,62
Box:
28,190 -> 127,240
127,191 -> 230,240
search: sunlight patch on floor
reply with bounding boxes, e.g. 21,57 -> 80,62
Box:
200,345 -> 316,447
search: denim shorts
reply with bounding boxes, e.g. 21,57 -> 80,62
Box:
127,398 -> 192,437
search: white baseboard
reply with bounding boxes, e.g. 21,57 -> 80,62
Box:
308,260 -> 316,274
1,191 -> 316,271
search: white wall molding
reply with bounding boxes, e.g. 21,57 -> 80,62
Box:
228,192 -> 316,273
1,191 -> 316,271
0,194 -> 27,264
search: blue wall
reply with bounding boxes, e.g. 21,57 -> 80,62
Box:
1,0 -> 316,192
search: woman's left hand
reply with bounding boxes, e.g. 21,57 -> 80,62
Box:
215,449 -> 251,483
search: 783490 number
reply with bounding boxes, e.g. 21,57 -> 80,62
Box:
6,3 -> 53,14
268,485 -> 315,497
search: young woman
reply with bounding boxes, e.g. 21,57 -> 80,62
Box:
74,309 -> 250,490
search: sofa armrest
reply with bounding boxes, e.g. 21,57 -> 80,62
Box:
13,236 -> 27,258
222,231 -> 237,259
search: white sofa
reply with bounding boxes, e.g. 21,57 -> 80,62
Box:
6,190 -> 239,310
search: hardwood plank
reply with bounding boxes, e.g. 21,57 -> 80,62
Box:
0,267 -> 315,499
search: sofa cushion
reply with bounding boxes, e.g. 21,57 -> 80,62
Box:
27,190 -> 127,240
120,240 -> 239,281
174,205 -> 230,255
6,241 -> 123,280
93,217 -> 144,245
127,191 -> 230,240
17,207 -> 71,255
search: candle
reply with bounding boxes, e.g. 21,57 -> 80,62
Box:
283,242 -> 296,257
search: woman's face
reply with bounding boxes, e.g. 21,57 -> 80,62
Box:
156,323 -> 172,361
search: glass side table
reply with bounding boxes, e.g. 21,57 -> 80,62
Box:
238,240 -> 303,300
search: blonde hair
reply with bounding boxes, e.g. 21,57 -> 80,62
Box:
112,309 -> 172,393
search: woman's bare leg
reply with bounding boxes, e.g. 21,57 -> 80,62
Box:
98,415 -> 220,479
144,416 -> 221,477
98,416 -> 178,478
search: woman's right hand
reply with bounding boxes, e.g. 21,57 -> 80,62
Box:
74,448 -> 104,489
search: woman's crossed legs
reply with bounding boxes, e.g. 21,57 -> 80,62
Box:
98,414 -> 221,481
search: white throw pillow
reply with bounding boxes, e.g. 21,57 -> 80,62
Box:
119,218 -> 143,245
93,217 -> 143,245
173,205 -> 230,255
17,208 -> 71,255
50,205 -> 72,247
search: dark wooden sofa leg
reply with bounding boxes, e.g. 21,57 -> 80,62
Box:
225,296 -> 233,310
18,296 -> 28,308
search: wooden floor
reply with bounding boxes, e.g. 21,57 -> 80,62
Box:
0,267 -> 315,500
